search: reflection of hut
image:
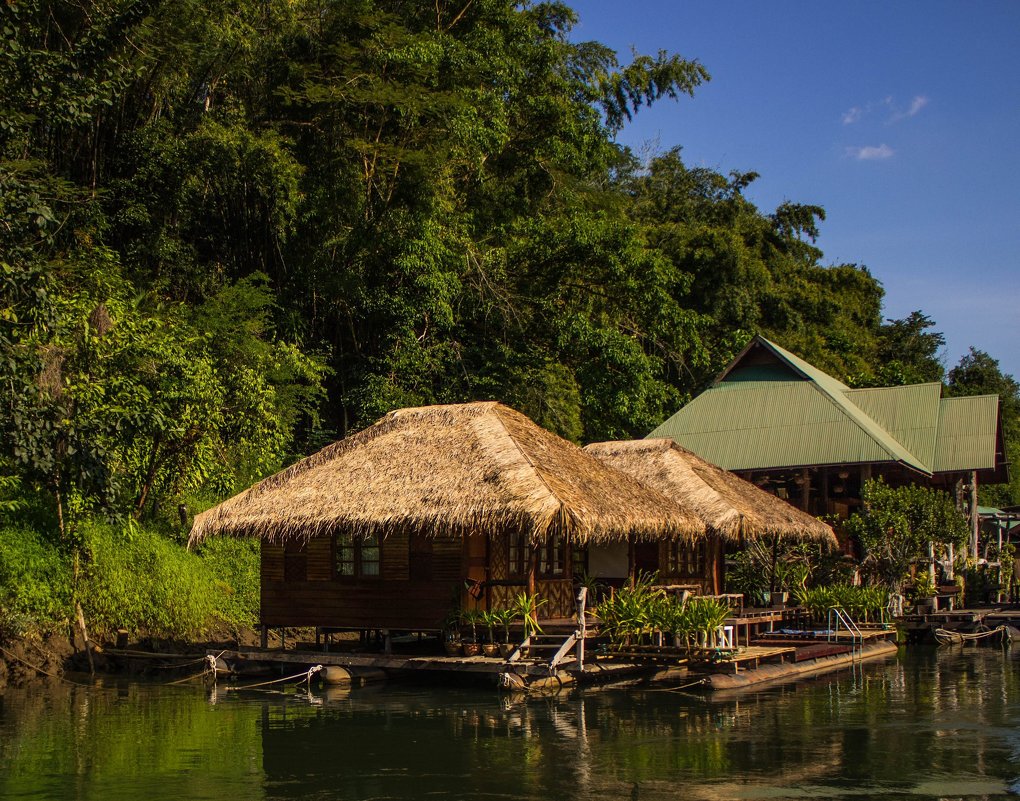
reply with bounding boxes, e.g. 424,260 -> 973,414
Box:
585,439 -> 837,593
189,402 -> 704,632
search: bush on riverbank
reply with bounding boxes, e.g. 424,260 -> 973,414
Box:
0,521 -> 259,642
0,525 -> 72,639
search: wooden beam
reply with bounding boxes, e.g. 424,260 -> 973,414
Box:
970,470 -> 980,560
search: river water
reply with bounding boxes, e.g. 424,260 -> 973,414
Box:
1,646 -> 1019,800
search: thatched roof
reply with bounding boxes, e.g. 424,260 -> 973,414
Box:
584,439 -> 836,545
189,403 -> 706,546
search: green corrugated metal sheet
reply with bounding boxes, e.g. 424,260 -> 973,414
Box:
649,380 -> 925,472
648,336 -> 1001,477
933,395 -> 999,472
846,384 -> 942,468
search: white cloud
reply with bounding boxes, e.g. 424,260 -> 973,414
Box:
843,95 -> 930,125
889,95 -> 929,122
846,144 -> 894,160
906,95 -> 929,117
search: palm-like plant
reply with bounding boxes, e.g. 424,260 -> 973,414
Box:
512,592 -> 546,639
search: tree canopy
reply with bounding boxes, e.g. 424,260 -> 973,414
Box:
1,0 -> 1016,542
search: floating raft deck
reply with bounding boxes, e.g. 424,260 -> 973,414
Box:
899,607 -> 1020,642
209,626 -> 898,694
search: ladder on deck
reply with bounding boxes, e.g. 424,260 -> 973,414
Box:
828,606 -> 864,660
504,631 -> 582,673
504,587 -> 589,675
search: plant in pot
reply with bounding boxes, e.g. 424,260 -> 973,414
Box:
479,610 -> 501,657
442,608 -> 463,656
512,592 -> 546,641
459,608 -> 484,656
911,571 -> 937,613
491,607 -> 516,657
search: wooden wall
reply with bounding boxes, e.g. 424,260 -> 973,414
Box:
261,531 -> 464,630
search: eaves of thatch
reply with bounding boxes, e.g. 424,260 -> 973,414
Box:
585,438 -> 836,546
189,402 -> 706,547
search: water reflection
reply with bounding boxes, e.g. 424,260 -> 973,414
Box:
2,647 -> 1019,800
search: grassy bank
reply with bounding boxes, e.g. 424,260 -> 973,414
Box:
0,520 -> 258,643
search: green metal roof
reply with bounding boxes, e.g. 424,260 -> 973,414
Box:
845,383 -> 942,468
648,336 -> 1003,476
932,394 -> 1000,472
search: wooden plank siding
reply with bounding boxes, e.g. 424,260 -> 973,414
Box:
259,528 -> 586,628
260,532 -> 464,630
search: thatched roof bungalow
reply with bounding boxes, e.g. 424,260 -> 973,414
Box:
585,439 -> 836,592
191,402 -> 704,630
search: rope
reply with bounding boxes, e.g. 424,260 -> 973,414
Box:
934,625 -> 1010,645
0,644 -> 90,686
646,677 -> 711,693
165,670 -> 211,686
223,664 -> 323,692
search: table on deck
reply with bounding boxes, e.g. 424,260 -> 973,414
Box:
708,645 -> 795,674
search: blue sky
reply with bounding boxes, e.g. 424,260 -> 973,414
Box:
568,0 -> 1020,379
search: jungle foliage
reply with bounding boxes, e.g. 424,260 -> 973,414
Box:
1,0 -> 1016,637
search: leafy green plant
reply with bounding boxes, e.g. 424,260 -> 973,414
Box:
458,607 -> 484,643
910,572 -> 936,602
799,584 -> 888,623
846,479 -> 968,592
489,607 -> 515,643
511,593 -> 546,639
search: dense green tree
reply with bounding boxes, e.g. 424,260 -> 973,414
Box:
624,147 -> 885,391
846,479 -> 969,592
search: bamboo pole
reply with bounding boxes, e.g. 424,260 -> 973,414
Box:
75,603 -> 95,676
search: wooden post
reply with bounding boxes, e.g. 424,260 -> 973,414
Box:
75,603 -> 95,676
711,535 -> 722,595
260,625 -> 269,649
575,586 -> 587,670
800,468 -> 811,513
970,471 -> 979,561
821,468 -> 830,517
527,542 -> 538,598
627,534 -> 636,588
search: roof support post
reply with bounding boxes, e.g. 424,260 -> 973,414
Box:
800,468 -> 811,513
527,542 -> 538,598
970,470 -> 980,561
627,534 -> 635,588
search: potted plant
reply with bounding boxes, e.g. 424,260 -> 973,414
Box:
911,571 -> 937,614
442,608 -> 463,656
479,610 -> 501,657
491,607 -> 516,657
459,608 -> 484,656
512,592 -> 546,640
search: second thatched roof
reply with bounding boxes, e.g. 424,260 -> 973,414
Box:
584,439 -> 836,545
189,402 -> 706,547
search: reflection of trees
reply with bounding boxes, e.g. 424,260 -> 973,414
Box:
2,650 -> 1018,800
0,680 -> 264,800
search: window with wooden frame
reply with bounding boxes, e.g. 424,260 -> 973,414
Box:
507,531 -> 528,578
538,534 -> 566,579
507,532 -> 568,579
334,533 -> 381,578
571,543 -> 587,578
664,540 -> 707,579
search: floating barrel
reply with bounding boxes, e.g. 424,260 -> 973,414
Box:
320,666 -> 386,686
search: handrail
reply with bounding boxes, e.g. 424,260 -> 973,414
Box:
828,606 -> 864,660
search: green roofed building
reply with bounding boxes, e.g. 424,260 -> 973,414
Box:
649,337 -> 1009,536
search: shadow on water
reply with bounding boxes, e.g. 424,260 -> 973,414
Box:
3,646 -> 1020,800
